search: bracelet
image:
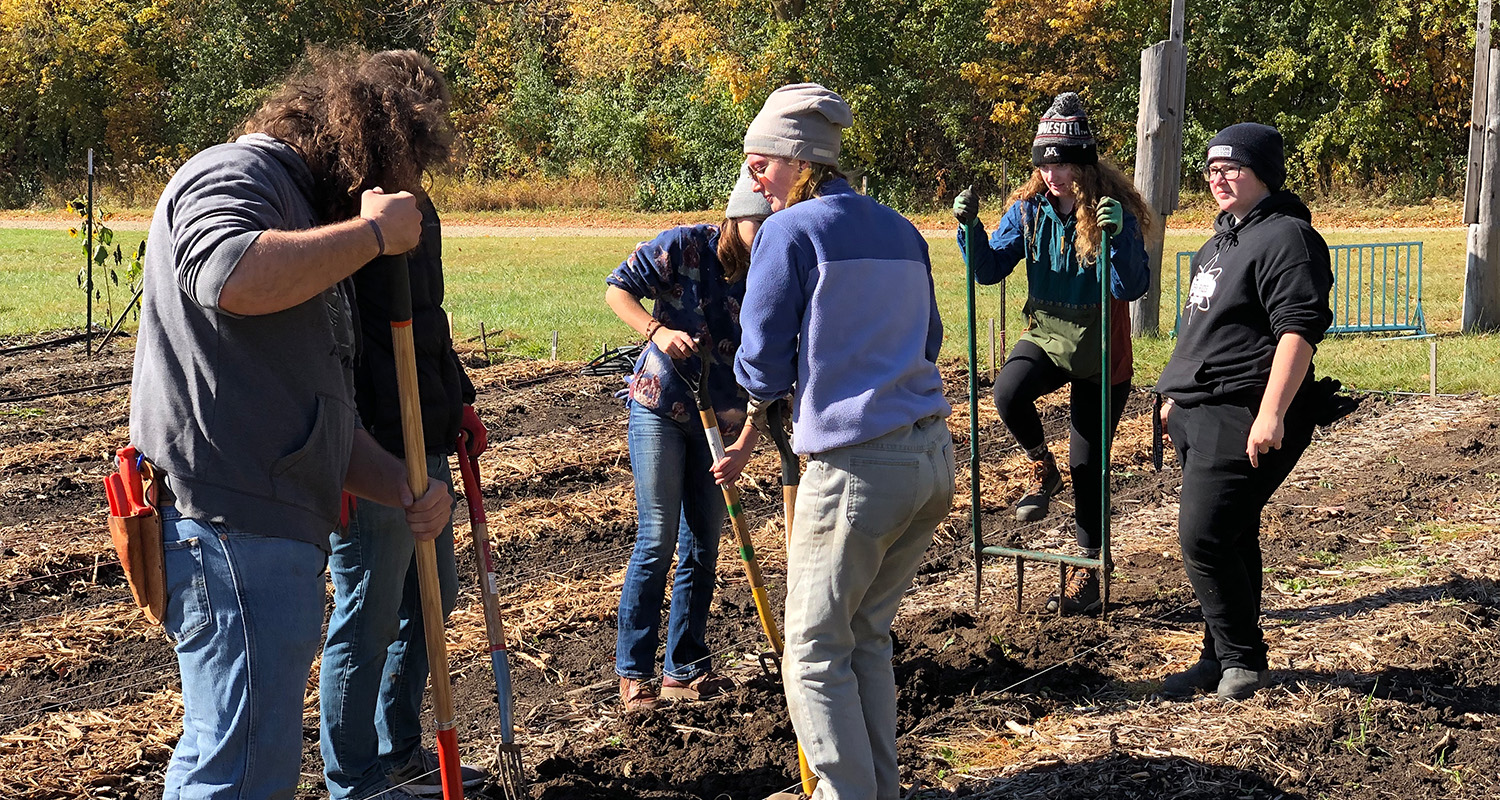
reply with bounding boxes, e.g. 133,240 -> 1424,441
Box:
362,217 -> 386,256
643,319 -> 662,341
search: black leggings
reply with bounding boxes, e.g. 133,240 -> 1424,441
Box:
992,340 -> 1129,549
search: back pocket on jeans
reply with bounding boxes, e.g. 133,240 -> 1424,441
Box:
163,537 -> 211,644
844,456 -> 920,536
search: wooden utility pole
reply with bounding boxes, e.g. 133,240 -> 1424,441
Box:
1465,0 -> 1500,332
1130,0 -> 1187,336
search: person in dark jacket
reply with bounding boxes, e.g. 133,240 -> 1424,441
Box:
953,92 -> 1153,614
318,51 -> 488,800
1155,123 -> 1333,702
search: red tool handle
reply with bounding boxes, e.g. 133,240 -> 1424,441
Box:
105,474 -> 125,516
117,447 -> 148,514
455,436 -> 486,527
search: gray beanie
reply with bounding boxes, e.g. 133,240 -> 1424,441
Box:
725,162 -> 773,220
743,83 -> 852,166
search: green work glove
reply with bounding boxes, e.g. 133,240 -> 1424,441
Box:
1096,196 -> 1123,235
952,185 -> 980,228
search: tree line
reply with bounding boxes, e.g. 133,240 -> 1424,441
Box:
0,0 -> 1476,211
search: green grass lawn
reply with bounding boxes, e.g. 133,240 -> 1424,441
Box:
4,225 -> 1495,394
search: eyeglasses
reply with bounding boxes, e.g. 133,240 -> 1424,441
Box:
746,156 -> 792,181
1202,163 -> 1243,182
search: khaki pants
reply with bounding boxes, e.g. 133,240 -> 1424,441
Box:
783,417 -> 955,800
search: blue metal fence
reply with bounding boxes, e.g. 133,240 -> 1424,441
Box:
1173,241 -> 1425,337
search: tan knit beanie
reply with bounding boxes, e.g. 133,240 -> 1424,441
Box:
742,83 -> 852,166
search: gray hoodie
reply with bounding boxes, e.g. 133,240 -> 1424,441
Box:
129,133 -> 358,549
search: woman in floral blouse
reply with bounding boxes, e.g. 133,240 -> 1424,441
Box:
605,165 -> 770,710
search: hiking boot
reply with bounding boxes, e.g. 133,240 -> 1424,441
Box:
620,676 -> 660,711
1158,658 -> 1222,699
1015,454 -> 1063,522
1045,566 -> 1101,614
659,671 -> 736,702
385,748 -> 488,796
1217,667 -> 1270,701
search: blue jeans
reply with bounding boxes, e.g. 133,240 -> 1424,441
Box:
320,454 -> 459,799
160,507 -> 328,800
615,401 -> 724,681
783,418 -> 954,800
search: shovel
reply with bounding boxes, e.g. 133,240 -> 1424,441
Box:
679,340 -> 816,798
380,253 -> 464,800
455,434 -> 526,799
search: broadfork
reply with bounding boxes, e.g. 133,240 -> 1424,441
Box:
382,253 -> 464,800
455,432 -> 526,799
679,340 -> 817,797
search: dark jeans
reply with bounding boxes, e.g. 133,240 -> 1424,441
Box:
992,340 -> 1129,549
1169,400 -> 1312,671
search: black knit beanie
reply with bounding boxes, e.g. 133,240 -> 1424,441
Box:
1032,92 -> 1097,166
1205,123 -> 1286,191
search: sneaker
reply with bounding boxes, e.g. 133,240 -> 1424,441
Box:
1045,565 -> 1101,614
1158,658 -> 1222,699
659,671 -> 736,702
1217,667 -> 1270,701
620,676 -> 660,711
1015,454 -> 1063,522
386,748 -> 487,796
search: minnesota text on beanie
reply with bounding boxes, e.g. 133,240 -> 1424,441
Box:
743,83 -> 852,167
1032,92 -> 1098,166
1205,123 -> 1286,191
726,162 -> 773,220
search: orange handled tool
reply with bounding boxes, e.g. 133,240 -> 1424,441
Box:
379,253 -> 464,800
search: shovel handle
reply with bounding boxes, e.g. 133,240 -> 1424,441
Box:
382,253 -> 464,800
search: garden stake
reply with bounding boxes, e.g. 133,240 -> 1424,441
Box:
455,434 -> 526,799
382,253 -> 464,800
680,341 -> 816,798
1097,225 -> 1114,617
960,195 -> 984,611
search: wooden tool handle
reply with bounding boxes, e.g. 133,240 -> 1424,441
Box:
383,254 -> 464,800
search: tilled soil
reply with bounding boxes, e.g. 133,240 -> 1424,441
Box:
1,335 -> 1498,800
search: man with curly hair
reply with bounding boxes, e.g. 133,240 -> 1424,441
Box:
129,48 -> 454,800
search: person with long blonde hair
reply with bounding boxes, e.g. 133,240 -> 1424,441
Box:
953,91 -> 1153,614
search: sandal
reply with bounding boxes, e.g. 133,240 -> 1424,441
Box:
619,677 -> 660,711
659,671 -> 736,701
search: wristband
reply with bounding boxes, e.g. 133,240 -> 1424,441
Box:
362,217 -> 386,256
643,319 -> 662,341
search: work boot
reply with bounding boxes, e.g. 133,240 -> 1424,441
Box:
1045,565 -> 1101,614
659,671 -> 735,702
1157,658 -> 1222,699
385,747 -> 488,796
1217,667 -> 1270,701
1015,453 -> 1063,522
620,677 -> 660,711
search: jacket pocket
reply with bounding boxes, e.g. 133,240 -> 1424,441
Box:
163,537 -> 211,644
270,392 -> 355,517
844,456 -> 920,537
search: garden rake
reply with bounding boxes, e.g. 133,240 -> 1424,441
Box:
381,253 -> 465,800
455,433 -> 526,799
679,340 -> 817,797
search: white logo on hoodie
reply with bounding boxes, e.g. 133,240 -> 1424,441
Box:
1187,252 -> 1223,313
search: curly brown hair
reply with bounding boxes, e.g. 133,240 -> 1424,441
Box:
243,48 -> 454,222
1009,160 -> 1157,263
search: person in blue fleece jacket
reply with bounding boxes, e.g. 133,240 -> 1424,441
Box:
736,83 -> 954,800
952,91 -> 1153,615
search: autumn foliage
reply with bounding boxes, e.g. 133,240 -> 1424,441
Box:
0,0 -> 1481,209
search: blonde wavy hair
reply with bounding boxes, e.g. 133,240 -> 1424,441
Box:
1010,160 -> 1157,263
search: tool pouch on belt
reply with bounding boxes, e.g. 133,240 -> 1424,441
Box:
106,463 -> 166,624
1020,300 -> 1103,381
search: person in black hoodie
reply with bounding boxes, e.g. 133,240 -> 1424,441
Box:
319,51 -> 489,800
1154,123 -> 1333,702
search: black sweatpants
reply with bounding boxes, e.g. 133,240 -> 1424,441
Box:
992,340 -> 1129,549
1168,400 -> 1313,671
